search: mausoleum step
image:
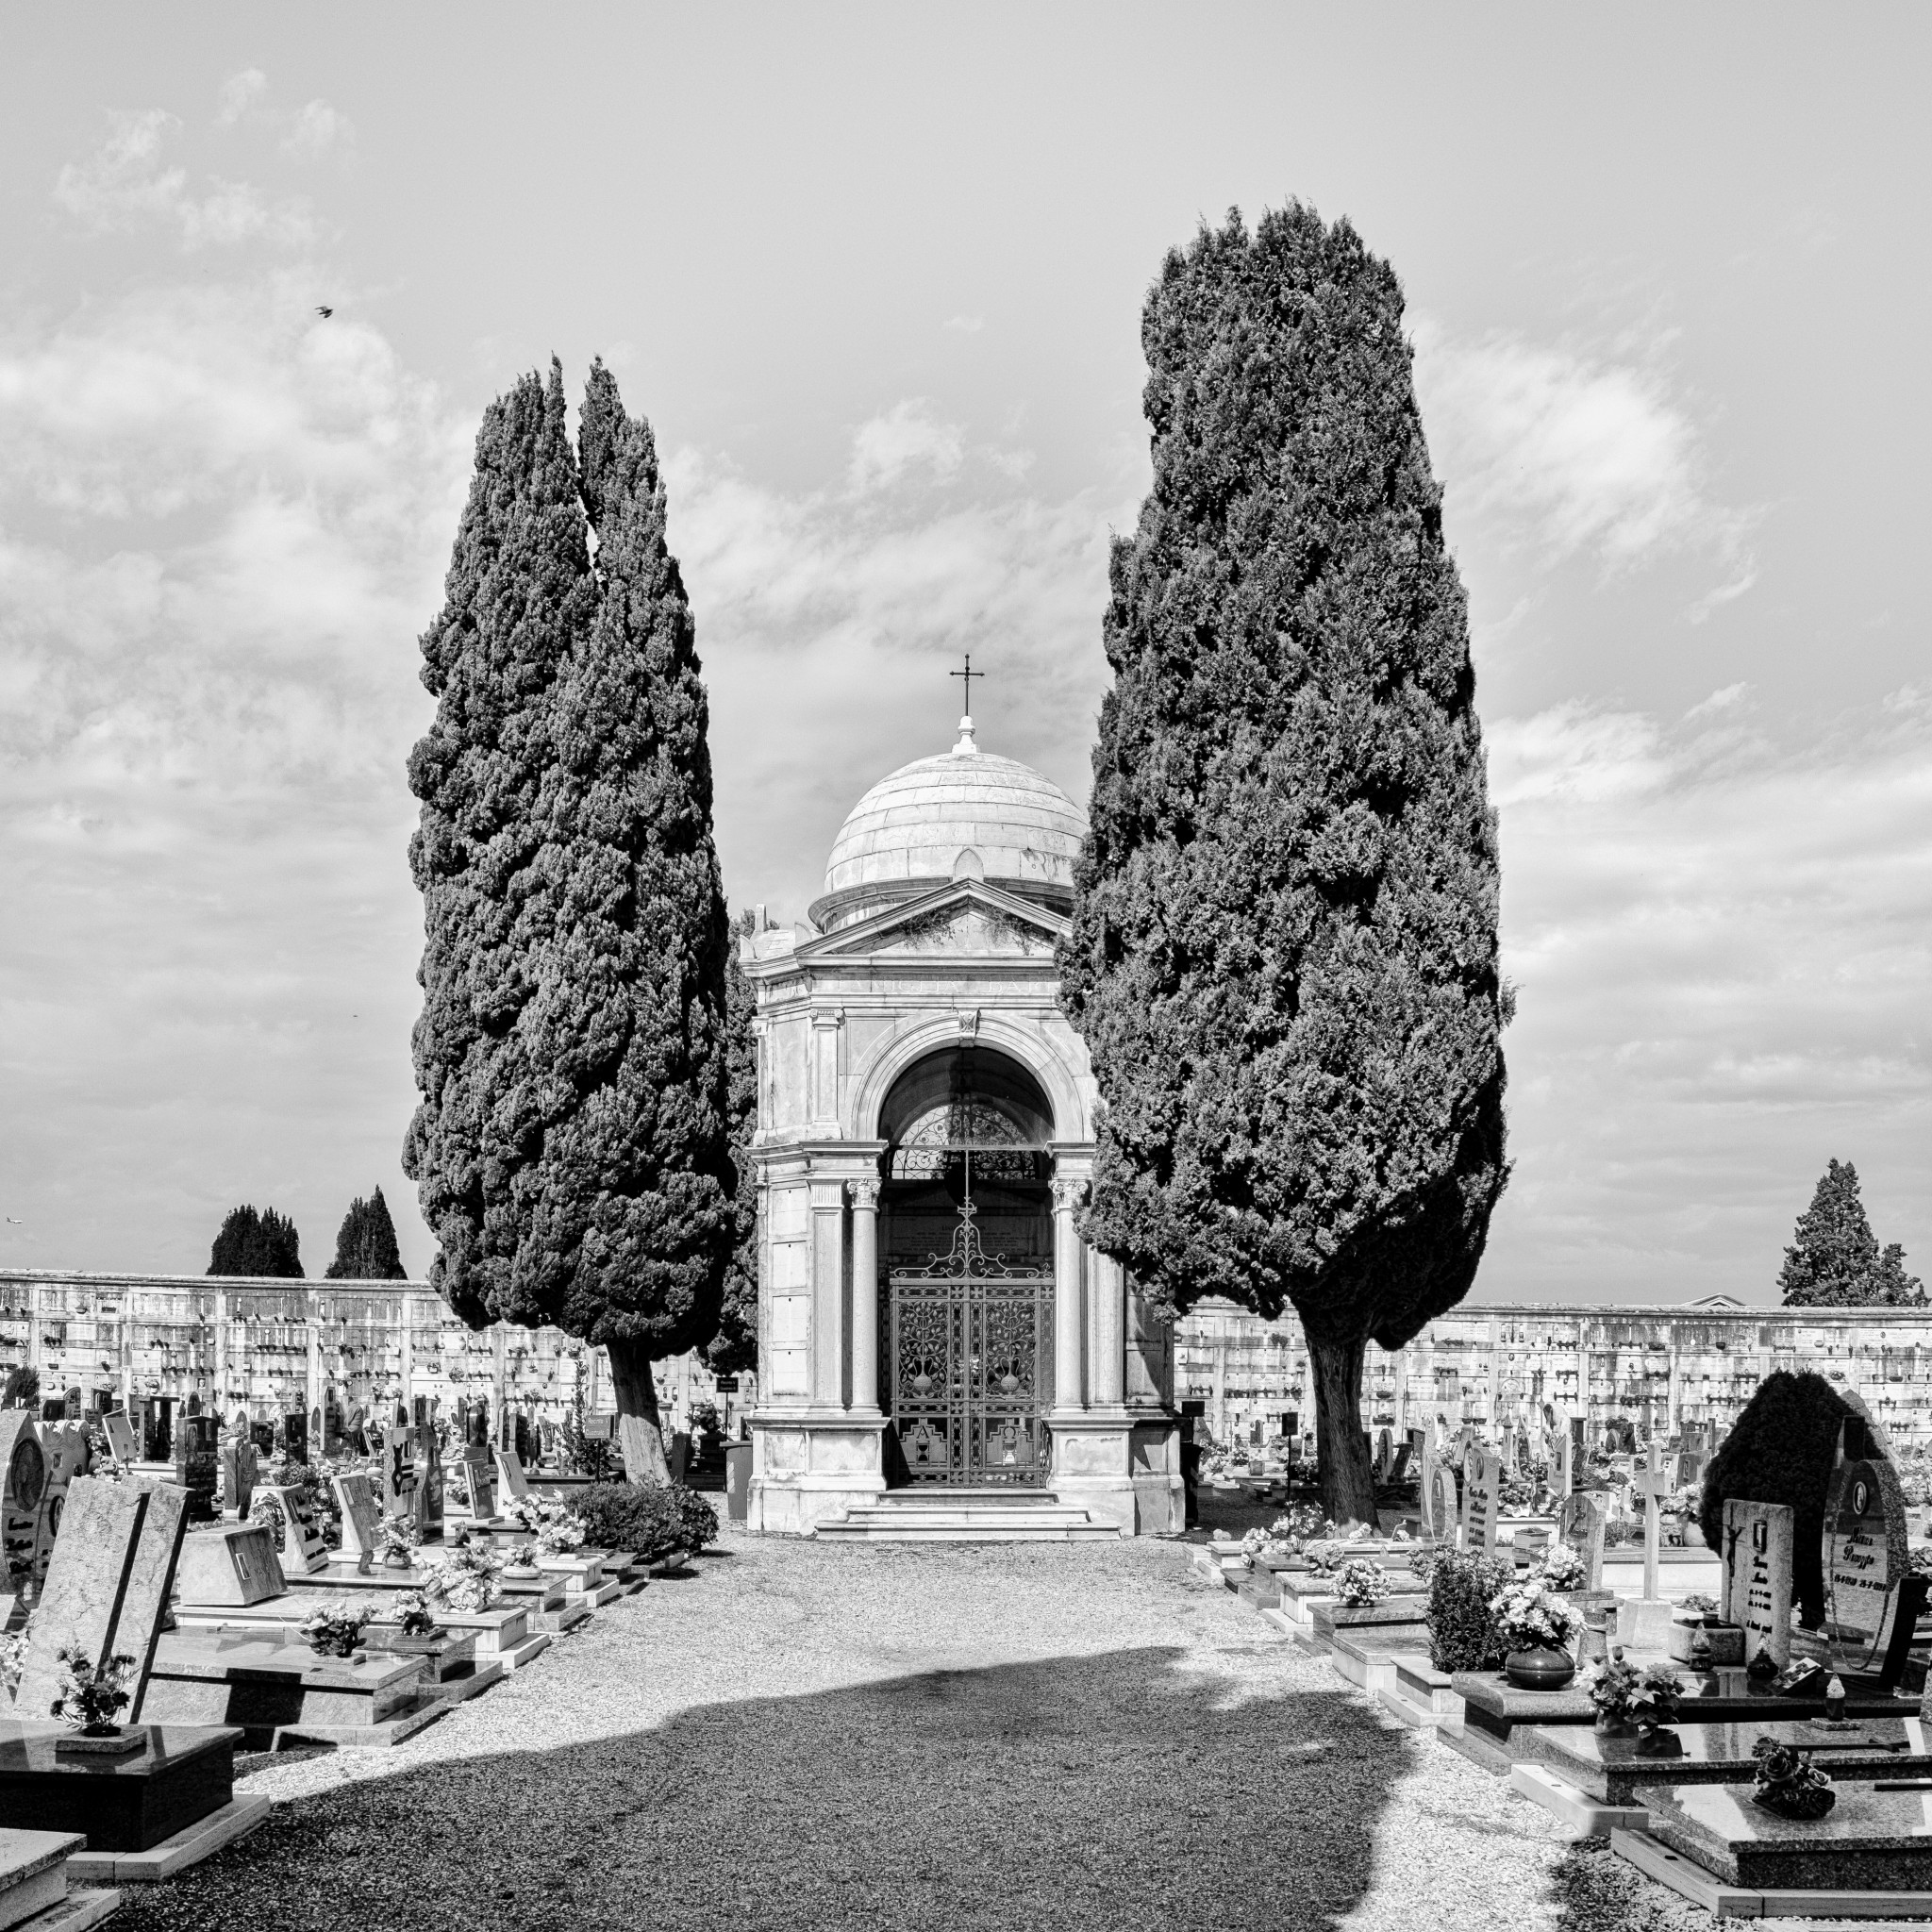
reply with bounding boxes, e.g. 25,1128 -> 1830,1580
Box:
816,1501 -> 1122,1541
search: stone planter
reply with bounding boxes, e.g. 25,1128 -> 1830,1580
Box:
54,1726 -> 146,1757
1503,1645 -> 1575,1691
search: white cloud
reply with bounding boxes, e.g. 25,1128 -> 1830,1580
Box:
216,70 -> 268,126
846,399 -> 965,493
944,314 -> 985,334
1486,691 -> 1932,1301
280,100 -> 355,160
55,105 -> 320,248
1415,323 -> 1757,607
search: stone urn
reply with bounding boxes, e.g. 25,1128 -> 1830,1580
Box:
1504,1646 -> 1575,1691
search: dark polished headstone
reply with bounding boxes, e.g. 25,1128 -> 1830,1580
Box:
1524,1715 -> 1932,1804
0,1718 -> 238,1852
1648,1778 -> 1932,1890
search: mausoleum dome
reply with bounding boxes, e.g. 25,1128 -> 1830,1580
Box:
810,715 -> 1089,932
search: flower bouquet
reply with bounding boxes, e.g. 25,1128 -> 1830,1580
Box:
300,1601 -> 373,1659
385,1591 -> 439,1639
50,1647 -> 141,1752
426,1541 -> 504,1613
1335,1558 -> 1391,1608
1585,1646 -> 1685,1750
503,1540 -> 542,1578
1751,1736 -> 1836,1819
375,1512 -> 420,1567
1491,1582 -> 1581,1690
1533,1545 -> 1587,1593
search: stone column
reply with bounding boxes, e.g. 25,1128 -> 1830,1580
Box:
1089,1249 -> 1125,1409
849,1178 -> 882,1414
1051,1178 -> 1086,1412
808,1176 -> 848,1408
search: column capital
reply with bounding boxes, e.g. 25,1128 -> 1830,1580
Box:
848,1177 -> 882,1212
1049,1177 -> 1088,1215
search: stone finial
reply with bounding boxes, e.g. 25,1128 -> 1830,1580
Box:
952,713 -> 977,756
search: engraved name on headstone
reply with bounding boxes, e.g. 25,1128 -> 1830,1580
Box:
1460,1450 -> 1502,1555
1826,1445 -> 1908,1664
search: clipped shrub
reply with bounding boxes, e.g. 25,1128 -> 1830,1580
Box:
1425,1550 -> 1513,1673
571,1482 -> 718,1560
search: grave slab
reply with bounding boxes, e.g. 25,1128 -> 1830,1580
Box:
141,1634 -> 430,1747
174,1524 -> 285,1607
171,1593 -> 533,1661
0,1828 -> 84,1932
1644,1777 -> 1932,1892
1309,1597 -> 1426,1646
1520,1714 -> 1932,1806
0,1720 -> 238,1854
63,1791 -> 271,1885
1508,1762 -> 1649,1839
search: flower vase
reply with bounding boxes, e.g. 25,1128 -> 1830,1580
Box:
1634,1723 -> 1683,1757
1594,1712 -> 1640,1738
1504,1646 -> 1575,1691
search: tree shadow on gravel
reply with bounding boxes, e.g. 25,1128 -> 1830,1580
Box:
114,1645 -> 1411,1932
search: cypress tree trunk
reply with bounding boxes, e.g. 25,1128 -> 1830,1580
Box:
1307,1326 -> 1377,1525
606,1340 -> 671,1486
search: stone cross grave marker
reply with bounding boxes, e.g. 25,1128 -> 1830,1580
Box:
102,1410 -> 138,1464
493,1446 -> 533,1503
14,1474 -> 187,1723
1824,1419 -> 1909,1667
1556,1491 -> 1606,1591
1722,1497 -> 1796,1673
1460,1449 -> 1501,1554
332,1472 -> 383,1560
175,1521 -> 286,1607
1632,1442 -> 1677,1605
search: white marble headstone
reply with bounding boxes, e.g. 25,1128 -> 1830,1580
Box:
1721,1497 -> 1795,1673
1460,1450 -> 1501,1555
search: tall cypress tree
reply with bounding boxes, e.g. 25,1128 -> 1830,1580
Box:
325,1187 -> 408,1280
208,1205 -> 304,1277
1059,206 -> 1508,1523
706,910 -> 760,1378
406,359 -> 734,1483
1779,1158 -> 1924,1306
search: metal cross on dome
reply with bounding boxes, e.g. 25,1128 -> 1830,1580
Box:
951,654 -> 980,712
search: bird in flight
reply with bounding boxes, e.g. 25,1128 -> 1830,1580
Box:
316,305 -> 334,319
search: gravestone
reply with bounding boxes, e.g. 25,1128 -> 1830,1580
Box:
448,1456 -> 497,1520
0,1412 -> 45,1593
1432,1466 -> 1458,1541
414,1422 -> 443,1535
1825,1431 -> 1909,1666
283,1410 -> 308,1465
1389,1442 -> 1412,1483
13,1474 -> 186,1723
175,1522 -> 286,1606
1722,1497 -> 1796,1672
252,1482 -> 326,1573
1554,1416 -> 1574,1498
1460,1449 -> 1501,1554
173,1414 -> 219,1524
31,1424 -> 89,1587
141,1396 -> 172,1462
379,1427 -> 419,1521
220,1438 -> 258,1520
103,1410 -> 138,1464
249,1420 -> 275,1456
1374,1429 -> 1393,1480
493,1446 -> 533,1504
331,1472 -> 383,1559
1556,1491 -> 1607,1591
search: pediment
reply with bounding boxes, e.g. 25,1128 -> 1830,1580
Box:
802,880 -> 1068,961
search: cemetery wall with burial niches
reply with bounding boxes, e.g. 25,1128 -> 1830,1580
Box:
1180,1297 -> 1932,1450
0,1269 -> 743,1428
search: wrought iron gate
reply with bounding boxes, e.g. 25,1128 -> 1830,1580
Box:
888,1200 -> 1052,1485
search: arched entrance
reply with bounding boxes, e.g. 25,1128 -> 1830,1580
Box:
876,1045 -> 1055,1485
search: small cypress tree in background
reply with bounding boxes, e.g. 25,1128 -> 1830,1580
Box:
1059,205 -> 1508,1524
407,360 -> 733,1483
1778,1158 -> 1925,1306
325,1187 -> 408,1280
207,1205 -> 304,1277
706,910 -> 760,1379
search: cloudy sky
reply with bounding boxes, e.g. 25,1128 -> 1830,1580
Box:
1,8 -> 1925,1307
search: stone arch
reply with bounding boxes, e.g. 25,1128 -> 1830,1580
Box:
845,1011 -> 1089,1145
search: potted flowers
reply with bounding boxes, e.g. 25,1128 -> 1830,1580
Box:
503,1540 -> 542,1580
50,1648 -> 142,1754
1750,1736 -> 1836,1819
375,1512 -> 419,1570
1489,1580 -> 1581,1690
426,1541 -> 504,1613
1334,1558 -> 1391,1608
1585,1646 -> 1686,1752
1533,1545 -> 1587,1594
300,1601 -> 373,1660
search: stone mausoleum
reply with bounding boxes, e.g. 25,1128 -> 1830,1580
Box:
740,709 -> 1185,1536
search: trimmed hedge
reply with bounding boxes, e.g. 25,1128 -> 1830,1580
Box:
571,1482 -> 719,1561
1425,1549 -> 1513,1673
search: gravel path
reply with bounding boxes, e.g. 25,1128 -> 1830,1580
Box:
114,1525 -> 1705,1932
